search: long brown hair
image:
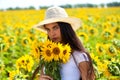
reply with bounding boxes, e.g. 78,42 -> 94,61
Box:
57,22 -> 95,80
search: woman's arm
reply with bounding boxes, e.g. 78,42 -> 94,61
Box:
78,61 -> 90,80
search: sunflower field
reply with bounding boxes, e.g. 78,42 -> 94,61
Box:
0,7 -> 120,80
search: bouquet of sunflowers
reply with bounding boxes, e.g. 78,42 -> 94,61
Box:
34,40 -> 71,80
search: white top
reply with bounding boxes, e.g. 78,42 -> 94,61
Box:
60,50 -> 89,80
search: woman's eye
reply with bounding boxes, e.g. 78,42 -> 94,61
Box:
45,28 -> 50,32
54,26 -> 59,30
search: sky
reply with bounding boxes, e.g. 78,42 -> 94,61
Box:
0,0 -> 120,9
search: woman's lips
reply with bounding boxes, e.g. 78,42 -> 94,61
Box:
52,38 -> 58,41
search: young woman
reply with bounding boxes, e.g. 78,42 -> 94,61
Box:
32,6 -> 95,80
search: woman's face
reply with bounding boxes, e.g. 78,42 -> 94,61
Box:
44,22 -> 62,42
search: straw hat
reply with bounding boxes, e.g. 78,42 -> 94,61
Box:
33,6 -> 82,32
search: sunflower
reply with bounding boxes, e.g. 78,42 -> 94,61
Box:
0,42 -> 9,52
102,22 -> 111,29
105,44 -> 117,57
88,27 -> 98,37
101,29 -> 114,40
97,60 -> 111,77
51,43 -> 63,61
31,41 -> 42,61
9,70 -> 17,80
26,28 -> 41,41
96,43 -> 105,55
16,27 -> 24,35
41,47 -> 53,62
21,37 -> 31,46
102,60 -> 112,77
112,39 -> 120,51
16,55 -> 34,72
8,36 -> 16,46
61,44 -> 71,63
28,33 -> 37,41
0,35 -> 7,43
16,58 -> 22,71
77,32 -> 88,42
112,26 -> 120,35
25,55 -> 34,72
79,24 -> 89,30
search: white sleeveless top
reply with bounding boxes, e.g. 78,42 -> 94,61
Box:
60,50 -> 89,80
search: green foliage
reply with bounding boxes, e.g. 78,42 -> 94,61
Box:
108,62 -> 120,76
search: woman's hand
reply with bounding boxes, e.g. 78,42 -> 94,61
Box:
39,74 -> 53,80
39,66 -> 53,80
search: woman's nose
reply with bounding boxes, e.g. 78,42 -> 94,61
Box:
49,30 -> 55,37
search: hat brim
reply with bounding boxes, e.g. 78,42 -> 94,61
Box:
33,17 -> 82,33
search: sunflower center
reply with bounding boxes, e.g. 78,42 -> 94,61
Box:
99,46 -> 104,52
23,39 -> 29,44
53,47 -> 60,55
22,60 -> 25,63
109,46 -> 115,53
46,50 -> 51,56
9,38 -> 14,42
90,29 -> 95,34
104,32 -> 111,38
35,48 -> 39,53
116,27 -> 120,33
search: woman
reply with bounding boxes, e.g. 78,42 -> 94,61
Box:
33,6 -> 95,80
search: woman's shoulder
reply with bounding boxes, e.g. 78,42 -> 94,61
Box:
73,50 -> 86,56
72,50 -> 89,64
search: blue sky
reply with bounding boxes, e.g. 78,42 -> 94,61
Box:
0,0 -> 120,9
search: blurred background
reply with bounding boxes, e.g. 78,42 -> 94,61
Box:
0,0 -> 120,10
0,0 -> 120,80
